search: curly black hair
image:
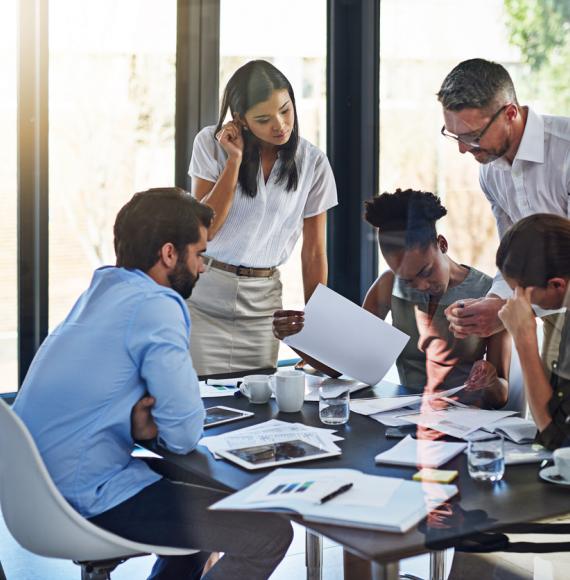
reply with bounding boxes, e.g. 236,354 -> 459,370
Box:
364,189 -> 447,254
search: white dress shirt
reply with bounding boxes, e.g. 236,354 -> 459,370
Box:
189,126 -> 338,268
479,107 -> 570,299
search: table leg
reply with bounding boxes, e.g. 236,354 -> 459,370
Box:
429,550 -> 447,580
305,529 -> 323,580
343,549 -> 372,579
370,561 -> 399,580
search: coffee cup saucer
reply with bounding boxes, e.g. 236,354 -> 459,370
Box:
539,465 -> 570,486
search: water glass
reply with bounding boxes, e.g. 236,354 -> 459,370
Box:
467,434 -> 505,482
319,386 -> 350,425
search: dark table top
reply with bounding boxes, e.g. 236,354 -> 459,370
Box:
155,378 -> 570,564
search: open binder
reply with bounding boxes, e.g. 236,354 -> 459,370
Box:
210,467 -> 458,534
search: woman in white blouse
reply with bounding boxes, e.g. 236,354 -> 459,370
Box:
188,60 -> 338,376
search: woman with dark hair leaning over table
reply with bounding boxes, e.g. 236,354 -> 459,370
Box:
274,188 -> 512,409
187,60 -> 337,376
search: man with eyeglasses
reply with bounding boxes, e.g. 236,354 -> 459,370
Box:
437,59 -> 570,580
437,58 -> 570,375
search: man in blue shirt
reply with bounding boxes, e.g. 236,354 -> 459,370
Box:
13,187 -> 293,580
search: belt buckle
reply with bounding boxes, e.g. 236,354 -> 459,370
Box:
237,266 -> 253,277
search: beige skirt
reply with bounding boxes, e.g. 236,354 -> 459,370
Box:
186,266 -> 282,376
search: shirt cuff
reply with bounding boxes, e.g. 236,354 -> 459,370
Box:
488,278 -> 512,299
536,421 -> 568,450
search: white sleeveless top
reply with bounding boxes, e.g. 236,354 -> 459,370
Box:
189,125 -> 338,267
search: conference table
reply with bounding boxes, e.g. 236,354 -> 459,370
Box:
150,372 -> 570,580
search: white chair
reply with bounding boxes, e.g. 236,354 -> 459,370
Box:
0,399 -> 197,579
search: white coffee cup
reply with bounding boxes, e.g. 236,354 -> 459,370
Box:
240,375 -> 272,404
553,447 -> 570,480
270,370 -> 305,413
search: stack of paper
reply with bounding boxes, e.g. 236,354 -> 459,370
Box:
374,435 -> 467,468
350,385 -> 467,418
199,419 -> 343,459
401,407 -> 517,439
210,467 -> 458,533
482,416 -> 537,444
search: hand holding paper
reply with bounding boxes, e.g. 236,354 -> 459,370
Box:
283,284 -> 409,385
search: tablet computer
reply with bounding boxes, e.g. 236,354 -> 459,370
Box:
216,438 -> 341,470
204,406 -> 254,428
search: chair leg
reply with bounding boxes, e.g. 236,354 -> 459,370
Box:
78,558 -> 126,580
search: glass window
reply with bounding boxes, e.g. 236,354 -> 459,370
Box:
378,0 -> 526,276
220,0 -> 327,360
48,0 -> 177,328
0,0 -> 18,393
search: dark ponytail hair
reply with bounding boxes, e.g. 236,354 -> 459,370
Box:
496,214 -> 570,288
216,60 -> 299,197
364,189 -> 447,255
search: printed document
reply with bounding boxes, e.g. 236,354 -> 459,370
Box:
210,467 -> 458,533
284,284 -> 409,385
401,407 -> 517,439
350,385 -> 466,416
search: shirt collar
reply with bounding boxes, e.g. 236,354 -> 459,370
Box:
488,107 -> 544,170
513,107 -> 544,164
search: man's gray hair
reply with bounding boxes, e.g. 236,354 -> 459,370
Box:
437,58 -> 518,112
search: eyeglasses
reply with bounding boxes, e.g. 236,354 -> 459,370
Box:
440,104 -> 509,149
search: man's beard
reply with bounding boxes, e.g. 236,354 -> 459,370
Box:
470,136 -> 510,165
168,259 -> 199,300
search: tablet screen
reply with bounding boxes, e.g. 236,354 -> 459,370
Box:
204,406 -> 253,428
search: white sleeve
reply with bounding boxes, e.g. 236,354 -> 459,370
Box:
188,127 -> 224,184
303,151 -> 339,218
488,271 -> 512,299
479,170 -> 513,239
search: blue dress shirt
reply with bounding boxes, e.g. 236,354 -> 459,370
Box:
13,267 -> 205,518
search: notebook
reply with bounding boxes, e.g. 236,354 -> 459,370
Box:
374,435 -> 467,468
210,467 -> 458,533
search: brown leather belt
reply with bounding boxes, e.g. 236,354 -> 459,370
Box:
204,257 -> 276,278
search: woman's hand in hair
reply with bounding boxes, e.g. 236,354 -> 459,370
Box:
216,119 -> 245,161
273,309 -> 304,340
498,286 -> 537,345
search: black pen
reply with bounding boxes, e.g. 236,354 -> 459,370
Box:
319,483 -> 354,504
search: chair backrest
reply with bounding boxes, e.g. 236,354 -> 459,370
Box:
0,399 -> 191,561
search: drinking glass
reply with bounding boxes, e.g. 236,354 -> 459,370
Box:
319,386 -> 350,425
467,434 -> 505,482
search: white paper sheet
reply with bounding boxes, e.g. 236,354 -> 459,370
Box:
283,284 -> 409,385
350,385 -> 467,416
304,375 -> 369,401
200,380 -> 239,398
199,419 -> 343,458
402,407 -> 517,439
482,416 -> 537,443
374,435 -> 467,468
369,408 -> 421,427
